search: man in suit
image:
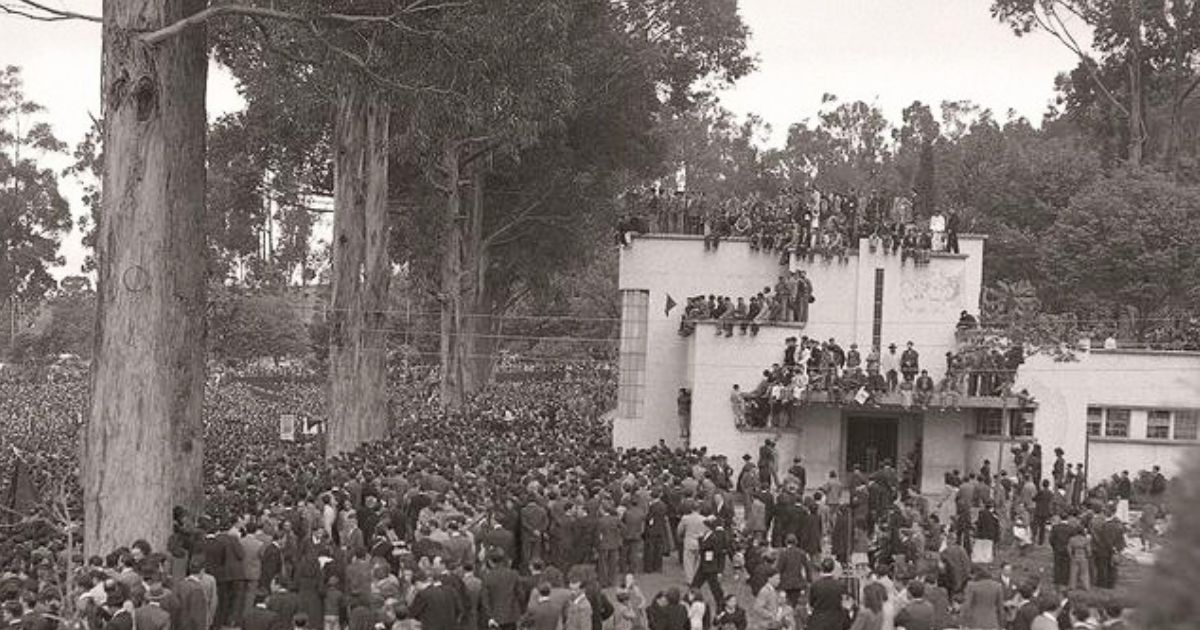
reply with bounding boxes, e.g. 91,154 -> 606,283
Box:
690,518 -> 727,607
595,506 -> 624,588
520,496 -> 549,570
776,535 -> 810,608
136,586 -> 173,630
900,341 -> 920,383
259,534 -> 283,595
241,522 -> 266,619
807,559 -> 848,630
960,566 -> 1004,629
175,558 -> 211,630
894,580 -> 935,630
620,495 -> 647,575
206,519 -> 245,629
643,489 -> 670,574
1093,509 -> 1127,589
1047,514 -> 1074,587
481,551 -> 522,630
520,582 -> 564,630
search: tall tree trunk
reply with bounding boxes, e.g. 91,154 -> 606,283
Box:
327,84 -> 391,457
459,166 -> 486,394
84,0 -> 207,555
1129,0 -> 1144,167
439,143 -> 464,406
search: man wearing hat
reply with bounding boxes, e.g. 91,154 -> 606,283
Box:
136,584 -> 172,630
901,341 -> 920,383
1052,448 -> 1067,490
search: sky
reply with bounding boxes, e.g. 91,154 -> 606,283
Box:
0,0 -> 1089,278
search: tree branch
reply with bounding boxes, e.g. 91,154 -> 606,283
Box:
1034,6 -> 1131,118
140,1 -> 472,45
3,0 -> 99,22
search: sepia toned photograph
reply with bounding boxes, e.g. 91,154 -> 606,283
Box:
1,1 -> 1198,629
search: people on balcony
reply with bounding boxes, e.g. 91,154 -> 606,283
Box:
620,185 -> 964,260
677,274 -> 816,338
732,334 -> 1032,427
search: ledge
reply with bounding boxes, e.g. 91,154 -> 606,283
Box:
789,391 -> 1036,410
965,434 -> 1036,442
691,319 -> 815,331
1088,348 -> 1200,358
1087,436 -> 1200,446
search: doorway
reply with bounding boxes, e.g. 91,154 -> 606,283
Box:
845,416 -> 899,474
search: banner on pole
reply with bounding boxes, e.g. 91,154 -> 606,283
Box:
279,414 -> 296,442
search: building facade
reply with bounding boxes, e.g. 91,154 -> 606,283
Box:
613,234 -> 1200,489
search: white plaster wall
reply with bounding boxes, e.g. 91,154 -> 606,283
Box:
922,412 -> 969,490
1014,350 -> 1200,479
616,235 -> 987,452
1086,440 -> 1199,481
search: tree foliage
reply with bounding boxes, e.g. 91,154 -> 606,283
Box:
0,66 -> 70,306
1039,167 -> 1200,339
207,287 -> 310,362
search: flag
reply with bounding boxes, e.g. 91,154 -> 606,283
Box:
665,294 -> 677,317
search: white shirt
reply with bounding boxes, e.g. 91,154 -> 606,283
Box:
882,351 -> 900,373
930,213 -> 946,232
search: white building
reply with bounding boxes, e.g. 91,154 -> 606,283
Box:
613,233 -> 1200,488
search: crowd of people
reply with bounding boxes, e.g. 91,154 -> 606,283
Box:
728,321 -> 1034,430
0,359 -> 1164,630
618,187 -> 963,263
677,271 -> 815,338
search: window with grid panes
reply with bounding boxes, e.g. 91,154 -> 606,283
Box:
1105,408 -> 1130,438
1176,410 -> 1199,441
1008,409 -> 1034,437
975,409 -> 1003,436
1086,407 -> 1102,437
1147,410 -> 1171,439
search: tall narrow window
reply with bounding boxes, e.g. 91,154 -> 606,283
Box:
872,269 -> 884,351
1175,410 -> 1199,441
1086,407 -> 1102,436
618,289 -> 650,419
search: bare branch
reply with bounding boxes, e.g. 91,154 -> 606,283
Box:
3,0 -> 99,22
139,0 -> 472,45
1033,5 -> 1131,118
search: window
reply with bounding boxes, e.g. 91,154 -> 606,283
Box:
1176,410 -> 1199,441
1086,407 -> 1102,437
975,409 -> 1003,436
1009,410 -> 1035,438
1147,410 -> 1171,440
872,269 -> 884,353
617,290 -> 649,419
1105,408 -> 1131,438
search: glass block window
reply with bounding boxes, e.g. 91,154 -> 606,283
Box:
617,290 -> 650,419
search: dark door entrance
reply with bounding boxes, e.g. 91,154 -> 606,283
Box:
845,416 -> 898,474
